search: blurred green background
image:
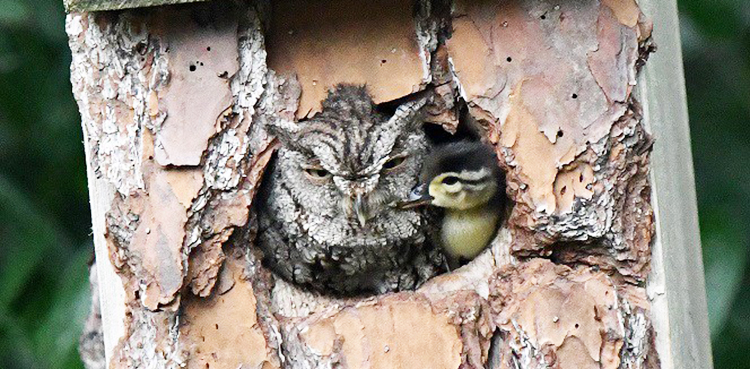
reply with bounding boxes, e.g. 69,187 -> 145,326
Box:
0,0 -> 747,368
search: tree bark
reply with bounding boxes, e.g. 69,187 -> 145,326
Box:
68,0 -> 664,368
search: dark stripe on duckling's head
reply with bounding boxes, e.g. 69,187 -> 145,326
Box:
421,141 -> 501,183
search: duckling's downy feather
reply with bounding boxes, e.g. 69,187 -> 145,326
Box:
421,141 -> 507,263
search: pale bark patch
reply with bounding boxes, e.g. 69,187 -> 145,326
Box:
266,0 -> 428,119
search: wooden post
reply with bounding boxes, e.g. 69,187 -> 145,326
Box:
67,0 -> 712,368
638,0 -> 713,368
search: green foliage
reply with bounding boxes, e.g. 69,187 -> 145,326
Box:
0,0 -> 89,367
679,0 -> 750,366
0,0 -> 747,368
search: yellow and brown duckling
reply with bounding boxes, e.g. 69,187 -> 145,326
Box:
401,141 -> 507,267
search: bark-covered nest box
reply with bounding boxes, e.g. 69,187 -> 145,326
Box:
67,0 -> 662,367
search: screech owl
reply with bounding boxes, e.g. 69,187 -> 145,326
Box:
256,85 -> 443,295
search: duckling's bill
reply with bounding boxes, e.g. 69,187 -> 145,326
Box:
392,183 -> 433,209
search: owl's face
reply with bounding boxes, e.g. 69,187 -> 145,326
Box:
270,87 -> 428,246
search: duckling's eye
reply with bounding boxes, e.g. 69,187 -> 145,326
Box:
382,156 -> 406,170
442,176 -> 459,185
303,167 -> 331,179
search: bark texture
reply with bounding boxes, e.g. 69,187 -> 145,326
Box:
68,0 -> 658,368
64,0 -> 210,12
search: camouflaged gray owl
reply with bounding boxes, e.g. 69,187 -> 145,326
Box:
256,85 -> 443,295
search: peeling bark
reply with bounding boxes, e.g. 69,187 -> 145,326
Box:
265,0 -> 430,119
488,259 -> 658,369
69,0 -> 659,368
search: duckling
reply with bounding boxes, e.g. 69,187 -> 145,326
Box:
401,141 -> 506,267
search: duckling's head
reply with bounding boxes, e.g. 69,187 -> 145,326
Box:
406,141 -> 505,211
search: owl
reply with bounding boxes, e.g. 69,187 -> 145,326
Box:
256,85 -> 443,295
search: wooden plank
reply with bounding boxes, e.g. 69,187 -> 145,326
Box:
84,135 -> 127,363
64,0 -> 209,12
637,0 -> 714,368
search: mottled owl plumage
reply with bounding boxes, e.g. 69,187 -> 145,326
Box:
256,85 -> 442,295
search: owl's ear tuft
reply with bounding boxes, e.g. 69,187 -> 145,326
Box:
322,84 -> 374,114
385,97 -> 428,132
265,119 -> 300,146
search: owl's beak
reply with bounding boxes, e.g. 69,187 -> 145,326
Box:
396,183 -> 433,209
354,192 -> 369,227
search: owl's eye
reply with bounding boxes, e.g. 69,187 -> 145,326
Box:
382,156 -> 407,171
303,166 -> 331,180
